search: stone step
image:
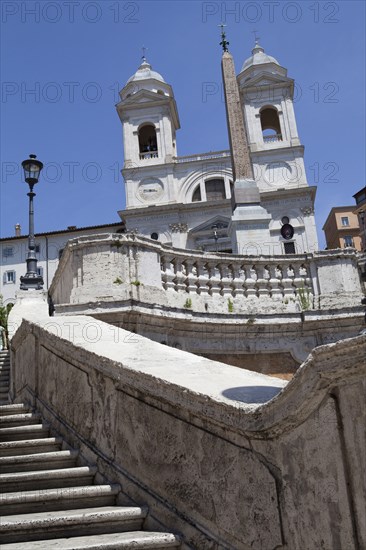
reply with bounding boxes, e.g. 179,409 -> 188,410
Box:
0,404 -> 29,416
0,424 -> 50,441
0,413 -> 42,428
0,465 -> 97,492
0,531 -> 181,549
0,449 -> 79,473
0,437 -> 62,456
0,399 -> 10,406
0,484 -> 121,515
0,506 -> 147,544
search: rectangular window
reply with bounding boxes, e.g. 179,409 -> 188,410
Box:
3,270 -> 16,284
343,236 -> 354,247
35,244 -> 41,254
37,267 -> 43,278
2,247 -> 14,258
205,179 -> 226,201
284,242 -> 296,254
341,216 -> 349,226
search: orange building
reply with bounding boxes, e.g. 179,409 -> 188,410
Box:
322,206 -> 362,251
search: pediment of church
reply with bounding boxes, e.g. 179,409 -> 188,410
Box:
122,89 -> 172,107
190,215 -> 230,235
241,72 -> 292,88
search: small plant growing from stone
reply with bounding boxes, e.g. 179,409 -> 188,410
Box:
228,298 -> 234,312
111,240 -> 123,248
184,298 -> 192,309
297,285 -> 311,311
131,280 -> 141,286
113,277 -> 123,285
247,317 -> 255,324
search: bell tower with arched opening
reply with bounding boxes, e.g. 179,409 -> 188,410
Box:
237,41 -> 306,190
116,57 -> 180,208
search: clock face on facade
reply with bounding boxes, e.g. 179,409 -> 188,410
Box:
137,179 -> 164,203
264,161 -> 292,186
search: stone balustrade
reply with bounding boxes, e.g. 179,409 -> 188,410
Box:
173,150 -> 230,164
263,133 -> 282,143
49,233 -> 364,317
139,151 -> 158,160
160,251 -> 312,301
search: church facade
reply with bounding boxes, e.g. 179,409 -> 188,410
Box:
116,41 -> 318,256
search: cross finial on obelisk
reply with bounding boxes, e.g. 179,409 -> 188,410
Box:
219,23 -> 229,52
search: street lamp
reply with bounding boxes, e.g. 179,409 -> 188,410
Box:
211,222 -> 226,253
20,154 -> 44,290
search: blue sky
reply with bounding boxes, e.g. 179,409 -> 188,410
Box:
1,0 -> 365,248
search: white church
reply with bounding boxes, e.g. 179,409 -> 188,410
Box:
116,39 -> 318,256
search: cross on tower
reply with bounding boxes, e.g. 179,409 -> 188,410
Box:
252,30 -> 260,45
141,46 -> 147,61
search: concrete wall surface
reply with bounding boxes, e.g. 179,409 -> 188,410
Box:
9,308 -> 366,550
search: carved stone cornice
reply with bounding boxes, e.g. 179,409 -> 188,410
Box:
301,207 -> 314,216
169,223 -> 188,233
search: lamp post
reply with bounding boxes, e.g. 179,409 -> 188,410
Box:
211,222 -> 226,253
20,154 -> 44,290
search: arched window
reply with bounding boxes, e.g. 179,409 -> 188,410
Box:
205,179 -> 225,201
260,107 -> 282,143
138,124 -> 158,159
192,186 -> 201,202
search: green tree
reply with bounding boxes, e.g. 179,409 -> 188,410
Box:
0,295 -> 13,349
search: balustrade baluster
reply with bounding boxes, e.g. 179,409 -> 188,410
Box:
219,264 -> 233,297
208,264 -> 221,297
231,264 -> 245,297
281,263 -> 296,297
174,260 -> 187,292
197,262 -> 210,295
185,261 -> 199,294
256,264 -> 270,299
164,257 -> 176,291
244,265 -> 258,298
268,264 -> 283,300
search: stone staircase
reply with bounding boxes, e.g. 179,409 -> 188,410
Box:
0,351 -> 181,549
0,350 -> 10,405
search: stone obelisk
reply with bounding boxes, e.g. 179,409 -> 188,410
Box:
220,28 -> 270,254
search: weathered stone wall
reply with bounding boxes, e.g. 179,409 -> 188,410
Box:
10,310 -> 366,550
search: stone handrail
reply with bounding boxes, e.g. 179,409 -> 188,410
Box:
9,305 -> 366,550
